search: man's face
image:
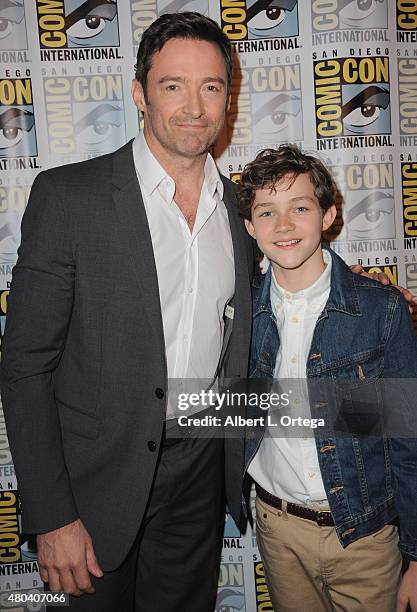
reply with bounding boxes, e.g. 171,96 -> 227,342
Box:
132,38 -> 229,162
245,173 -> 336,284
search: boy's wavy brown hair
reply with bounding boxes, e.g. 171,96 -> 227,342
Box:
237,145 -> 337,220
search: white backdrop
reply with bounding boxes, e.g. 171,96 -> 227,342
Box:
0,1 -> 416,610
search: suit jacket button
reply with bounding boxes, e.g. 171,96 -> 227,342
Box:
155,387 -> 164,399
147,441 -> 157,452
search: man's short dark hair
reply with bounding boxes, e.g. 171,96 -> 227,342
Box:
237,145 -> 337,220
135,12 -> 232,100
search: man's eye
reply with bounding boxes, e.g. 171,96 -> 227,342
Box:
295,206 -> 307,212
207,85 -> 220,92
166,84 -> 178,91
248,8 -> 285,30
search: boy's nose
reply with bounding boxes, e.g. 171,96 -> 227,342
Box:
274,216 -> 295,232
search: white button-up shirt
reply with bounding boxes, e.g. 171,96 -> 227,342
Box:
132,133 -> 234,400
248,250 -> 332,507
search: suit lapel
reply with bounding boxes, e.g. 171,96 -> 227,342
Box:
221,177 -> 252,378
111,140 -> 165,350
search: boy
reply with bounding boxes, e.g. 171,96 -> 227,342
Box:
237,145 -> 417,611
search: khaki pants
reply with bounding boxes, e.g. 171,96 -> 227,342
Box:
256,496 -> 402,612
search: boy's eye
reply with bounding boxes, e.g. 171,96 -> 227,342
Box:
295,206 -> 307,213
259,210 -> 273,217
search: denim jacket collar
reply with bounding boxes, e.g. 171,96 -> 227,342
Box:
253,245 -> 362,319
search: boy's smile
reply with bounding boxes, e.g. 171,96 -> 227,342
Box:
245,173 -> 336,292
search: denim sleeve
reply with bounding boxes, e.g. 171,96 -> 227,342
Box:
384,290 -> 417,561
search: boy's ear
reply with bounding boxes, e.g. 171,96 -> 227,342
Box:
322,204 -> 337,232
244,218 -> 256,239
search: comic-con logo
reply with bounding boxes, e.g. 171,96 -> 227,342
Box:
43,74 -> 125,159
36,0 -> 119,49
330,162 -> 395,241
312,0 -> 387,33
401,162 -> 417,245
220,0 -> 299,40
0,490 -> 21,564
314,56 -> 391,148
0,79 -> 37,158
253,562 -> 273,611
228,62 -> 302,145
216,563 -> 245,612
0,0 -> 27,50
397,0 -> 417,42
363,263 -> 398,284
398,58 -> 417,146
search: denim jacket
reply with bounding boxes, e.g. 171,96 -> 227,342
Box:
246,246 -> 417,561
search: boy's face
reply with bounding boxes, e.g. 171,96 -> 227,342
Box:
245,173 -> 336,283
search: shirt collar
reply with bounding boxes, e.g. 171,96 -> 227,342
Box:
132,131 -> 224,200
271,249 -> 332,307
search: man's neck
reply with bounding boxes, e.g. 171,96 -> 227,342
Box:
143,130 -> 207,191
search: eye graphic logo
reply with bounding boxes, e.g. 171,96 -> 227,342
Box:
0,0 -> 27,50
252,90 -> 302,143
314,57 -> 391,139
157,0 -> 208,15
342,84 -> 390,136
217,563 -> 245,612
0,185 -> 27,265
228,64 -> 303,145
312,0 -> 387,33
220,0 -> 299,41
37,0 -> 119,49
330,163 -> 395,241
215,587 -> 245,612
0,79 -> 37,158
44,75 -> 125,159
223,512 -> 241,538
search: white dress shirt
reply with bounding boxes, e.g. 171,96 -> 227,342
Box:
248,250 -> 332,507
132,133 -> 234,402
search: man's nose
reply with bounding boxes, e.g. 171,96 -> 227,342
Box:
184,87 -> 204,118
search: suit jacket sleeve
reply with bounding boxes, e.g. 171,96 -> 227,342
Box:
1,170 -> 79,534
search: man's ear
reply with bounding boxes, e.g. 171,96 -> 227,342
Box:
322,204 -> 337,232
244,218 -> 256,239
131,79 -> 147,113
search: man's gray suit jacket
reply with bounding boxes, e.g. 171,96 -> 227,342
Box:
1,140 -> 253,571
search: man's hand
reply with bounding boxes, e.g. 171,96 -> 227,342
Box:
351,264 -> 417,314
396,560 -> 417,611
37,519 -> 103,597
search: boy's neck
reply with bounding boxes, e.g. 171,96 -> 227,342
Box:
270,247 -> 327,293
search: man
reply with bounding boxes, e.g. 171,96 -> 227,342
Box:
1,13 -> 253,611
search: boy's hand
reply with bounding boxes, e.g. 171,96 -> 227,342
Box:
396,560 -> 417,611
350,264 -> 417,314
